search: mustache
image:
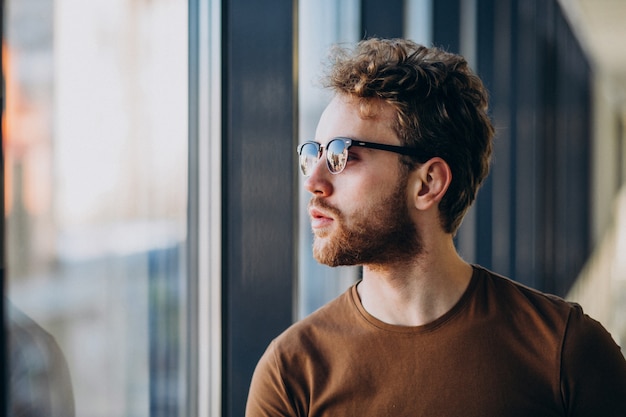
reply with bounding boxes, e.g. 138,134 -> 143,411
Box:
308,197 -> 341,217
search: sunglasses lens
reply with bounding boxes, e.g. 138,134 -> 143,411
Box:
299,142 -> 320,176
326,139 -> 348,174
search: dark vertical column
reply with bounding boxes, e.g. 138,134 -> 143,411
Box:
538,0 -> 558,293
488,0 -> 515,278
513,0 -> 540,289
521,0 -> 591,296
432,0 -> 460,52
552,9 -> 591,296
471,0 -> 591,294
360,0 -> 404,39
474,0 -> 495,268
223,0 -> 297,416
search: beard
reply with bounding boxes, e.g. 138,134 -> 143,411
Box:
310,176 -> 423,267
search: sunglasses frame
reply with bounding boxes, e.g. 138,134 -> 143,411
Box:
297,137 -> 430,176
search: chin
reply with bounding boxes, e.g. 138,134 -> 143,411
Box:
312,239 -> 339,267
313,253 -> 348,268
312,238 -> 360,267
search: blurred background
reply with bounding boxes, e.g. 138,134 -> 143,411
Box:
2,0 -> 625,416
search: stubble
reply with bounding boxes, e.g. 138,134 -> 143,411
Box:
310,175 -> 422,267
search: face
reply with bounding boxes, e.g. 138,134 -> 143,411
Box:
305,95 -> 422,267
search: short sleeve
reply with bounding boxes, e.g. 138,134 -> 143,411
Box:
245,341 -> 298,417
560,304 -> 626,416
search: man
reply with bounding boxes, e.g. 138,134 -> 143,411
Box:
245,38 -> 626,416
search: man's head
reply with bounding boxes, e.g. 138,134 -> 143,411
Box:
323,38 -> 494,234
305,94 -> 423,267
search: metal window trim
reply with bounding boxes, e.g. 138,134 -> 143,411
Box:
188,0 -> 222,416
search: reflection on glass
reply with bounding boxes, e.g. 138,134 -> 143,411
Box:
7,300 -> 75,417
4,0 -> 188,415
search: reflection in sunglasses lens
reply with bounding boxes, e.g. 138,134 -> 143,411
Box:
327,140 -> 347,174
300,143 -> 320,176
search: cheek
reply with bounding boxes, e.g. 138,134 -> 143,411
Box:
335,178 -> 372,212
334,161 -> 405,212
344,180 -> 399,217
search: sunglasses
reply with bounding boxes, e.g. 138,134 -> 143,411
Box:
297,137 -> 430,176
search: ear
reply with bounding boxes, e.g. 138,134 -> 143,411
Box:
410,157 -> 452,211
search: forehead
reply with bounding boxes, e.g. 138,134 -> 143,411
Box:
315,95 -> 399,145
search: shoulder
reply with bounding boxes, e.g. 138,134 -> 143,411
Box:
472,265 -> 577,324
470,266 -> 612,364
272,285 -> 357,355
246,286 -> 357,416
473,266 -> 626,415
476,267 -> 620,344
559,300 -> 626,415
252,284 -> 358,381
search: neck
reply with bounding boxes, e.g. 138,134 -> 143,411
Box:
357,237 -> 473,327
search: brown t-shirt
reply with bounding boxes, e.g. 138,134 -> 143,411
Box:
246,266 -> 626,416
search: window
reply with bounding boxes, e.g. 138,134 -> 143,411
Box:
297,0 -> 361,319
4,0 -> 189,415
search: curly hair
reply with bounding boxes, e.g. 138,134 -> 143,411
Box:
323,38 -> 494,234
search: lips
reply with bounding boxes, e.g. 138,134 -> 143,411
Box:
308,207 -> 335,230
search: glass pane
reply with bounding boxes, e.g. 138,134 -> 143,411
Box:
297,0 -> 361,319
404,0 -> 433,46
4,0 -> 189,416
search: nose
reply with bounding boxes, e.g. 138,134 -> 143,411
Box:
304,155 -> 333,196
